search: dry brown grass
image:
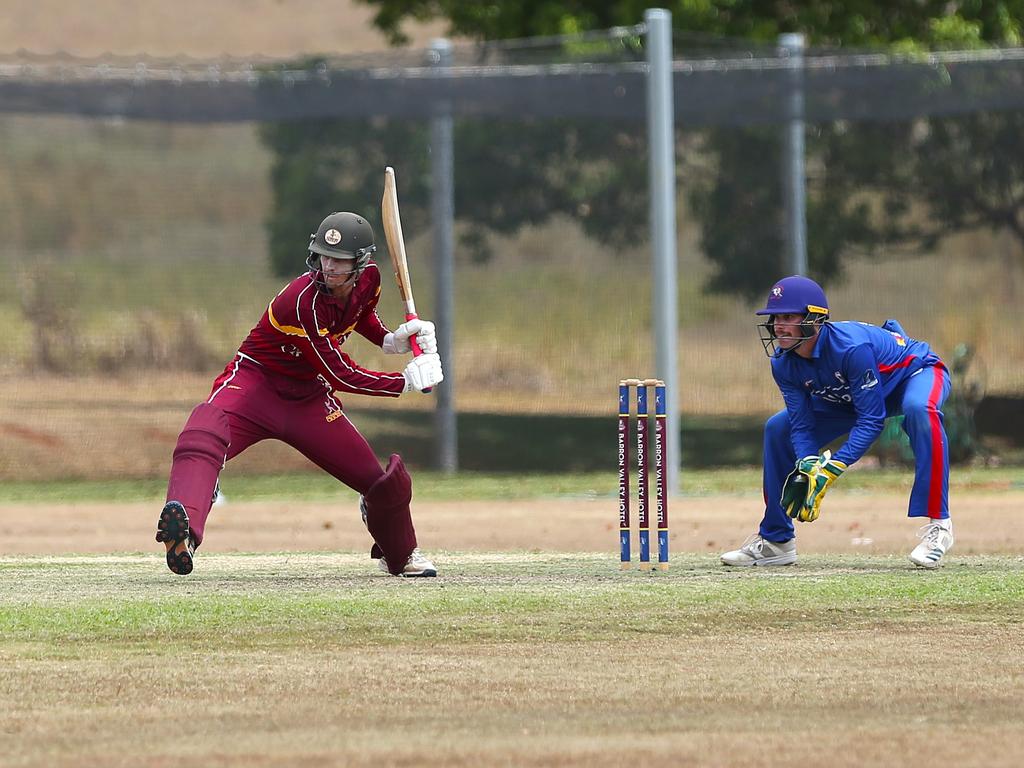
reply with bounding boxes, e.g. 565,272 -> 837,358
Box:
0,0 -> 451,57
5,628 -> 1022,767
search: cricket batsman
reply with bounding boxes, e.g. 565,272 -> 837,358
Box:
721,275 -> 954,569
156,212 -> 444,577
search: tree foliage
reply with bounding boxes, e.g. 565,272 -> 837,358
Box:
261,3 -> 1024,298
359,0 -> 1023,48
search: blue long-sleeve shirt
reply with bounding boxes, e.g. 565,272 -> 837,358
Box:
770,320 -> 944,465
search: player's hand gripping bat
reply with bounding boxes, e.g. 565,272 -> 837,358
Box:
381,166 -> 432,392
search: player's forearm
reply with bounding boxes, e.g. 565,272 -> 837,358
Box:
780,384 -> 818,457
356,308 -> 389,348
302,340 -> 405,397
834,417 -> 885,466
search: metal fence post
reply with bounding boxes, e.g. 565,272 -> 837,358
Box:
779,32 -> 808,276
644,9 -> 680,496
429,38 -> 458,473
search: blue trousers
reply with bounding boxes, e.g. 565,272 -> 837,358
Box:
760,365 -> 951,542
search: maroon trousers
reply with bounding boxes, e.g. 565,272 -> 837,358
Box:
166,354 -> 386,545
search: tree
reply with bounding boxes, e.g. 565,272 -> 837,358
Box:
349,0 -> 1024,297
359,0 -> 1023,48
261,3 -> 1024,296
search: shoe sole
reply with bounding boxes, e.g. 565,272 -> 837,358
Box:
721,553 -> 797,567
155,502 -> 194,576
400,568 -> 437,578
910,544 -> 951,569
379,562 -> 438,577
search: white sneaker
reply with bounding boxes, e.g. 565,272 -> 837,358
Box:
909,519 -> 954,569
721,533 -> 797,567
379,547 -> 437,577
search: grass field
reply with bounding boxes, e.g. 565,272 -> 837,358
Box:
3,470 -> 1024,765
3,551 -> 1023,767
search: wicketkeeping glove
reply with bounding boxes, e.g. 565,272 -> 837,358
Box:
780,459 -> 812,519
795,450 -> 847,522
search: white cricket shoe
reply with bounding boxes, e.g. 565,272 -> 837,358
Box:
909,519 -> 954,569
721,533 -> 797,567
379,547 -> 438,577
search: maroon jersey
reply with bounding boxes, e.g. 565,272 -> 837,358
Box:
234,263 -> 405,397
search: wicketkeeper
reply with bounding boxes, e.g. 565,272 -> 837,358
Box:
721,275 -> 954,569
157,212 -> 444,577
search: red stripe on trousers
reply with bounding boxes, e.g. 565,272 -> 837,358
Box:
926,366 -> 946,518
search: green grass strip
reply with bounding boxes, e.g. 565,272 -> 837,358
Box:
2,554 -> 1022,650
3,466 -> 1023,503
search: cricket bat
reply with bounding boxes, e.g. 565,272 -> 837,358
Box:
381,166 -> 431,391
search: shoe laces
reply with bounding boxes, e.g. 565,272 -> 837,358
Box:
740,533 -> 765,555
917,521 -> 949,547
408,547 -> 430,565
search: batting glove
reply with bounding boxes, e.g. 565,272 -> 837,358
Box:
383,319 -> 437,355
402,352 -> 444,393
795,450 -> 847,522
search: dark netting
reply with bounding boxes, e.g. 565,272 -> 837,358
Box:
2,45 -> 1024,124
0,30 -> 1021,479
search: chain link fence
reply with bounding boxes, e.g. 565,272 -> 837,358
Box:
1,30 -> 1022,479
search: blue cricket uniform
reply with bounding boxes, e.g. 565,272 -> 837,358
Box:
761,319 -> 950,542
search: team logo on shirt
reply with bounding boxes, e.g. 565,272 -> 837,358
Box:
325,228 -> 342,245
861,370 -> 879,390
317,374 -> 345,422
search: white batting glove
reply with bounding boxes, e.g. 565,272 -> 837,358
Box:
382,319 -> 437,355
402,352 -> 444,393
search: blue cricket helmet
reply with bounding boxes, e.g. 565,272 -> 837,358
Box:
756,276 -> 830,357
756,275 -> 829,317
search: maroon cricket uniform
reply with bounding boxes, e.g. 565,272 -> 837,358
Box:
166,263 -> 406,546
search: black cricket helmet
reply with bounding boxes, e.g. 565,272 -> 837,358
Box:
306,212 -> 377,275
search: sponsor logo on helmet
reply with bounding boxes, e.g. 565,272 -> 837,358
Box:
325,228 -> 342,245
771,285 -> 783,298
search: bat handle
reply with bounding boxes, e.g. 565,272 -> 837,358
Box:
405,312 -> 431,393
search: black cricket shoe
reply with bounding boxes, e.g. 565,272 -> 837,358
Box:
155,501 -> 197,575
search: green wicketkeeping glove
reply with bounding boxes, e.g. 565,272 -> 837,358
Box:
797,450 -> 847,522
780,458 -> 814,519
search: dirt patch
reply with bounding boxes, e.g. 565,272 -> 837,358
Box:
3,491 -> 1023,556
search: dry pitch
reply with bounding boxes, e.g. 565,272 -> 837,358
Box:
2,494 -> 1024,767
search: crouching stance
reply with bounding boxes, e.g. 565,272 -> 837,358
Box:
721,276 -> 953,569
157,211 -> 443,577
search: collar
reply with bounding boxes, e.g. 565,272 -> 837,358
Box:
807,322 -> 827,359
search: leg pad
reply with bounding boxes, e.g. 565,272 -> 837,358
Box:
362,454 -> 417,576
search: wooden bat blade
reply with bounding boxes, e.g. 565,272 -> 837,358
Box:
381,167 -> 429,382
381,166 -> 414,307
